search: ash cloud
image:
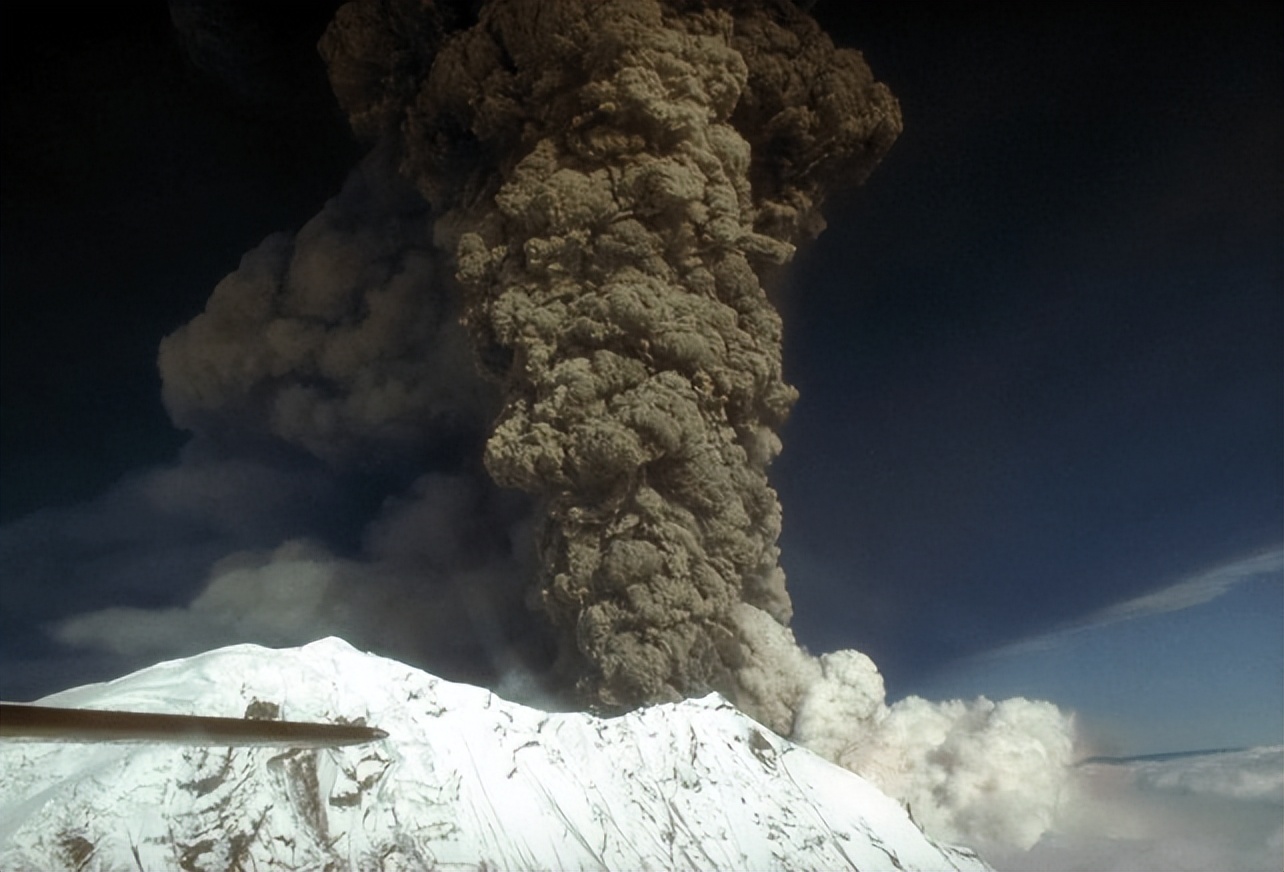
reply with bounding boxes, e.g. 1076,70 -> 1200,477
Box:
159,145 -> 495,467
36,0 -> 1081,855
319,0 -> 899,726
37,143 -> 547,696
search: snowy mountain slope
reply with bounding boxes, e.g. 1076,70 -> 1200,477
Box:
0,637 -> 990,871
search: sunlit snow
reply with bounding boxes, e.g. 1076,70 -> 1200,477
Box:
0,637 -> 988,871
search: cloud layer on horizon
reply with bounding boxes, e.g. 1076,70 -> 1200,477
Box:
991,746 -> 1284,872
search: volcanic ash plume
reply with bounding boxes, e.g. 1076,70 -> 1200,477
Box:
320,0 -> 900,729
159,146 -> 495,468
150,147 -> 543,688
44,0 -> 1076,854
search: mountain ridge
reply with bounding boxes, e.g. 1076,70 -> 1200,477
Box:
0,637 -> 990,871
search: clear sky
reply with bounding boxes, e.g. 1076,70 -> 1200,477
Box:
1,3 -> 1280,756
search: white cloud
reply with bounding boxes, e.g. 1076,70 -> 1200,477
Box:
48,473 -> 541,693
1130,745 -> 1284,804
991,746 -> 1284,872
52,540 -> 356,658
0,456 -> 337,622
778,636 -> 1077,856
835,694 -> 1075,854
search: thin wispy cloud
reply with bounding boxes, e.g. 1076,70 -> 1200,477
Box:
985,546 -> 1284,658
1086,547 -> 1283,627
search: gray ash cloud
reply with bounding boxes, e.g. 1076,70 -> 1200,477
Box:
37,4 -> 1080,854
318,0 -> 899,726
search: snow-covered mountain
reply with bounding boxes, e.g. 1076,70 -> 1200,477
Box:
0,637 -> 989,871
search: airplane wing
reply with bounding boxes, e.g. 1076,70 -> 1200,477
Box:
0,702 -> 388,747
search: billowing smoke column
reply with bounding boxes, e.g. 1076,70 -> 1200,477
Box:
39,0 -> 1079,854
320,0 -> 899,729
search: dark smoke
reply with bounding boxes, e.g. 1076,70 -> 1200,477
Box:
319,0 -> 899,728
159,145 -> 495,468
150,145 -> 547,690
44,2 -> 1079,851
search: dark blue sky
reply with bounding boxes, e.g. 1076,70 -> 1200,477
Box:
1,3 -> 1280,749
776,4 -> 1282,684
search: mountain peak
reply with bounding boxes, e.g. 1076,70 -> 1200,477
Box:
1,638 -> 989,871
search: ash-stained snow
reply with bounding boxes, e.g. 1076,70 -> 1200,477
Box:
0,638 -> 988,871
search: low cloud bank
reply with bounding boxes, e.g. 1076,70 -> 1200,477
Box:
51,470 -> 541,691
993,746 -> 1284,872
